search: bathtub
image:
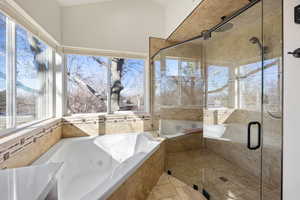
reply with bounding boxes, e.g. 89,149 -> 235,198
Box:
33,132 -> 161,200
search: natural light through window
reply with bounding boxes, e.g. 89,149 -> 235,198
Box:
67,55 -> 145,114
0,11 -> 54,133
159,57 -> 203,107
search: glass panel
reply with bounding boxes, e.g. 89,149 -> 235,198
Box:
152,2 -> 267,200
203,2 -> 263,199
119,58 -> 145,112
262,0 -> 283,199
181,59 -> 203,106
16,25 -> 52,126
67,55 -> 108,114
151,1 -> 282,199
153,59 -> 161,113
238,61 -> 262,110
110,58 -> 145,112
0,13 -> 6,129
153,41 -> 205,192
207,65 -> 230,108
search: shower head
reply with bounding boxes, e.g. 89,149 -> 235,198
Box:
215,16 -> 234,32
249,37 -> 268,54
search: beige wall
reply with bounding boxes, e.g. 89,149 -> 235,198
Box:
62,113 -> 153,137
0,120 -> 62,169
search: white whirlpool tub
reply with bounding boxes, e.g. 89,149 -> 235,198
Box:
33,132 -> 161,200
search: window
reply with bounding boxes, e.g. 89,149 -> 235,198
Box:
67,55 -> 108,114
263,58 -> 281,113
67,55 -> 146,114
115,58 -> 145,112
237,61 -> 262,111
236,58 -> 280,112
161,58 -> 180,106
153,59 -> 161,112
207,65 -> 230,108
16,25 -> 53,126
0,13 -> 6,130
160,57 -> 203,107
0,11 -> 54,134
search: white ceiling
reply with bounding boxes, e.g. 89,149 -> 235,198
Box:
56,0 -> 113,7
57,0 -> 168,7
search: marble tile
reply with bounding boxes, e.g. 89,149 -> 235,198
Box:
147,173 -> 206,200
62,114 -> 153,137
165,133 -> 204,154
107,144 -> 165,200
165,149 -> 280,200
0,124 -> 62,169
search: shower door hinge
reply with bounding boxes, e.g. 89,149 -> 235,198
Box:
202,30 -> 211,40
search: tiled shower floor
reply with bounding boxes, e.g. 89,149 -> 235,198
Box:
165,149 -> 280,200
147,173 -> 206,200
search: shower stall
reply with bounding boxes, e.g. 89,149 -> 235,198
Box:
151,0 -> 282,199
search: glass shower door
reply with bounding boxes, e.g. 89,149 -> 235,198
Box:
203,2 -> 263,200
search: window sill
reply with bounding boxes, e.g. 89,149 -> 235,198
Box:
0,118 -> 62,142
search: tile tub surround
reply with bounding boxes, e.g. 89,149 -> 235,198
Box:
0,119 -> 62,169
165,132 -> 204,154
62,113 -> 152,137
108,142 -> 166,200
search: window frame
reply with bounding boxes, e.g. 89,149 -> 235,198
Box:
0,13 -> 56,137
65,54 -> 148,115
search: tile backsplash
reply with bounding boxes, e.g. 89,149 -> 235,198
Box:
0,119 -> 62,169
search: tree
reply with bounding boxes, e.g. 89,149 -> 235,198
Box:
67,56 -> 144,113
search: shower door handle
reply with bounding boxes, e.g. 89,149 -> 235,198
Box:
247,121 -> 261,150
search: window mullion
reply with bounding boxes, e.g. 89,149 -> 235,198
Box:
178,59 -> 182,106
107,57 -> 112,114
6,18 -> 16,128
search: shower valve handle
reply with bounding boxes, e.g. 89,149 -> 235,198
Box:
288,48 -> 300,58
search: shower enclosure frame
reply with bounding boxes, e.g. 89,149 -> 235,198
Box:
151,0 -> 283,199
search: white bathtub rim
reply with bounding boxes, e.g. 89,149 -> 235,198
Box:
83,141 -> 160,200
32,132 -> 161,200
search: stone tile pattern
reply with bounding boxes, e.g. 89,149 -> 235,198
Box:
165,132 -> 204,154
168,0 -> 249,42
204,109 -> 282,190
152,108 -> 203,131
165,149 -> 280,200
149,37 -> 177,58
0,121 -> 62,169
62,113 -> 152,138
147,173 -> 206,200
107,143 -> 165,200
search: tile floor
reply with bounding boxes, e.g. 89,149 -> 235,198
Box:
165,149 -> 281,200
147,173 -> 206,200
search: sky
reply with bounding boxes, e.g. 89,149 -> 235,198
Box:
0,14 -> 51,95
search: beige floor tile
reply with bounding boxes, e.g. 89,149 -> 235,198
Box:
157,173 -> 171,186
152,183 -> 177,199
148,173 -> 206,200
165,148 -> 281,200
